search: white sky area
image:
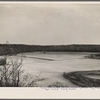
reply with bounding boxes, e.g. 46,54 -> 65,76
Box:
0,2 -> 100,45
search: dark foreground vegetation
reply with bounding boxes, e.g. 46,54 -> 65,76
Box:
1,44 -> 100,55
63,70 -> 100,87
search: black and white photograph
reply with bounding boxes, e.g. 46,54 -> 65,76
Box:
0,2 -> 100,88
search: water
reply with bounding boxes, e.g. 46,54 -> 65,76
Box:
14,52 -> 100,87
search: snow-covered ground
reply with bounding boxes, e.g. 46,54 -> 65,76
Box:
14,52 -> 100,87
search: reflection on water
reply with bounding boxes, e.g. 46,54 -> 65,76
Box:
16,52 -> 100,87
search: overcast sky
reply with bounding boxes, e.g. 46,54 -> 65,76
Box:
0,2 -> 100,45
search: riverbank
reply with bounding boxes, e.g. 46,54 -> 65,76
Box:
63,70 -> 100,87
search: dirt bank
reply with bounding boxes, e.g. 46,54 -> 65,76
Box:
63,70 -> 100,87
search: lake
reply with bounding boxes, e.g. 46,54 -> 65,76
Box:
14,52 -> 100,87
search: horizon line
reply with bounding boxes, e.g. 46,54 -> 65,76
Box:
1,43 -> 100,46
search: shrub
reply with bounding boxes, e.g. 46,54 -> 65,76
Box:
0,55 -> 46,87
0,57 -> 6,65
0,55 -> 23,86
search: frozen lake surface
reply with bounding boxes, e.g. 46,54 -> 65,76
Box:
16,52 -> 100,87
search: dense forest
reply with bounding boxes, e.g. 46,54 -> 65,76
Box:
0,44 -> 100,55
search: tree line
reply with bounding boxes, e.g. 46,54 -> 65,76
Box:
0,44 -> 100,55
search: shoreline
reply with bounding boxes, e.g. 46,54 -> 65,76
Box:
63,70 -> 100,87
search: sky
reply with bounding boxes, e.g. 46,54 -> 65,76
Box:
0,2 -> 100,45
